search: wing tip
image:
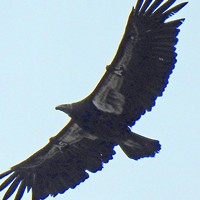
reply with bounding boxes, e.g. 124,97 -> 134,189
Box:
133,0 -> 188,18
134,0 -> 144,13
0,170 -> 13,179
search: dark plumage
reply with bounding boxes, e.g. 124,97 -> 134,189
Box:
0,0 -> 187,199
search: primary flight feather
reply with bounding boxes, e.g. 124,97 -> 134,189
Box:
0,0 -> 187,199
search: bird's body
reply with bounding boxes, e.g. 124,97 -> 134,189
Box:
0,0 -> 187,199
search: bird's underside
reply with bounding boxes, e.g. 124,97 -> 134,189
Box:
0,0 -> 187,199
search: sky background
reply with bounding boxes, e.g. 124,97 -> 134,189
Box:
0,0 -> 198,200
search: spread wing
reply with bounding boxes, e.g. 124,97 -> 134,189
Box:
0,120 -> 116,200
92,0 -> 187,126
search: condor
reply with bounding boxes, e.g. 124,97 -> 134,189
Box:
0,0 -> 187,199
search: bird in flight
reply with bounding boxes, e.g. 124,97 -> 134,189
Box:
0,0 -> 187,199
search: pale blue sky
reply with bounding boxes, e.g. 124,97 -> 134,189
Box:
0,0 -> 199,200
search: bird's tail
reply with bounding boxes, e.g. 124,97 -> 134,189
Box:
119,131 -> 161,160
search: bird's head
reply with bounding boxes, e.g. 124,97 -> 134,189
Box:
55,103 -> 73,117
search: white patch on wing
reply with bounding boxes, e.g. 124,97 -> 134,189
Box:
59,123 -> 98,145
93,25 -> 138,115
93,74 -> 125,114
44,123 -> 98,160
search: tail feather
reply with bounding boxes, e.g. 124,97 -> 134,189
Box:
119,131 -> 161,160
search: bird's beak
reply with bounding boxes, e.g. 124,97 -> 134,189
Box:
55,104 -> 68,111
55,104 -> 73,116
